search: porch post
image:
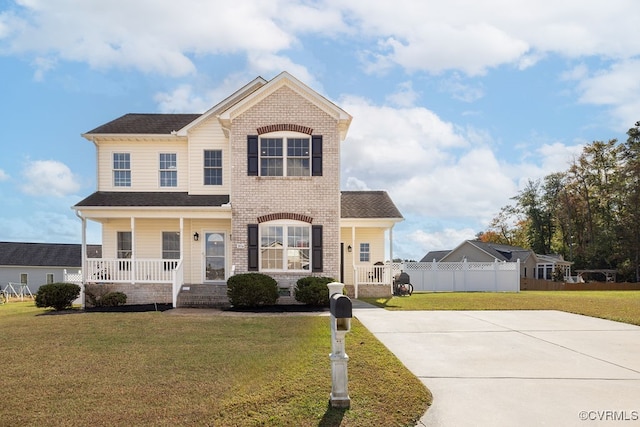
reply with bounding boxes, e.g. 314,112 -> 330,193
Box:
80,213 -> 86,308
131,217 -> 136,284
351,226 -> 356,298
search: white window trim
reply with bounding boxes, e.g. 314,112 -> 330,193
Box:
159,152 -> 178,187
113,152 -> 131,187
259,131 -> 310,177
259,219 -> 311,272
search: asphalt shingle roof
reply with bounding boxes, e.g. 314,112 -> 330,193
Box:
75,192 -> 230,207
341,191 -> 403,219
85,113 -> 202,135
0,242 -> 101,267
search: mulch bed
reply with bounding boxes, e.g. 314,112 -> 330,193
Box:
85,303 -> 173,313
224,304 -> 328,313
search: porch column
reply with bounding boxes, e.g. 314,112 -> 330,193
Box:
131,217 -> 136,284
179,217 -> 184,260
389,225 -> 394,262
351,226 -> 356,298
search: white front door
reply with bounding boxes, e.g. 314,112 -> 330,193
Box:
204,232 -> 225,282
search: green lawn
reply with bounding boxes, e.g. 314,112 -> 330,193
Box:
365,290 -> 640,326
0,302 -> 431,427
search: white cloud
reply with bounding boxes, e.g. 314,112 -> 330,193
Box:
386,81 -> 420,107
574,60 -> 640,129
0,169 -> 8,181
154,84 -> 210,113
21,160 -> 81,197
403,227 -> 477,254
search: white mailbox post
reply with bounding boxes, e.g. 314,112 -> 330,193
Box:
327,282 -> 352,409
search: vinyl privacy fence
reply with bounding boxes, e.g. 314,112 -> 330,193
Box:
396,260 -> 520,292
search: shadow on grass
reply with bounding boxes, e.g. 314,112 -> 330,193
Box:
318,401 -> 348,427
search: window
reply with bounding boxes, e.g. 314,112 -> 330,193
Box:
249,134 -> 316,177
113,153 -> 131,187
162,232 -> 180,270
360,243 -> 370,262
20,273 -> 28,284
117,232 -> 132,259
159,153 -> 177,187
204,150 -> 222,185
46,273 -> 54,284
260,222 -> 310,271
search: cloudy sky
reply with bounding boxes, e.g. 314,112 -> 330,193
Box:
1,0 -> 639,260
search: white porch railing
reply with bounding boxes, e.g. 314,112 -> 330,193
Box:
172,259 -> 184,308
85,258 -> 180,284
353,264 -> 393,298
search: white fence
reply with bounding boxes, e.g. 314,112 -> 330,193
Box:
397,260 -> 520,292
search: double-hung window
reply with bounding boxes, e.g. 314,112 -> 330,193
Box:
159,153 -> 177,187
360,243 -> 370,263
113,153 -> 131,187
260,135 -> 310,176
117,231 -> 132,271
162,232 -> 180,270
260,222 -> 310,271
204,150 -> 222,185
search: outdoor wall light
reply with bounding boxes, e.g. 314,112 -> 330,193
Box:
193,232 -> 199,241
347,245 -> 352,252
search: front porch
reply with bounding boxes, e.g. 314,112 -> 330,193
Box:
80,258 -> 397,307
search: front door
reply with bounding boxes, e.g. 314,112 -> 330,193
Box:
204,232 -> 225,282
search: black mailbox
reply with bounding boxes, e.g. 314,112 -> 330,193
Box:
330,294 -> 352,318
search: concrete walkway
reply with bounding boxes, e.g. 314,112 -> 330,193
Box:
352,302 -> 640,426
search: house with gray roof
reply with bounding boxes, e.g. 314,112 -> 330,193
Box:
0,242 -> 101,294
429,240 -> 572,280
73,72 -> 403,307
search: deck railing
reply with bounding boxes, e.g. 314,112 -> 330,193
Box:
353,264 -> 393,298
85,258 -> 179,284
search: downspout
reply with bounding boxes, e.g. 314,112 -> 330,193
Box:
74,209 -> 86,308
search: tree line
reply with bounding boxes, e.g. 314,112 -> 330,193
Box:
478,121 -> 640,282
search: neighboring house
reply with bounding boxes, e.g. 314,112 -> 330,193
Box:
432,240 -> 572,280
73,72 -> 403,306
0,242 -> 101,294
419,250 -> 450,262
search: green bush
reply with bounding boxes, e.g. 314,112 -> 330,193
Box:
227,273 -> 279,308
294,276 -> 335,306
101,291 -> 127,307
35,283 -> 81,311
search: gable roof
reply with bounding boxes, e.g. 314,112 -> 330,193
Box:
75,192 -> 230,207
420,250 -> 451,262
217,71 -> 352,140
85,113 -> 202,135
341,191 -> 403,219
443,240 -> 533,262
0,242 -> 101,267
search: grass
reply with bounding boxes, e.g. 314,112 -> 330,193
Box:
364,290 -> 640,326
0,302 -> 431,427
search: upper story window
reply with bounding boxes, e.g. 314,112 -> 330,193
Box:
204,150 -> 222,185
159,153 -> 177,187
360,243 -> 370,262
248,133 -> 322,177
260,137 -> 310,176
113,153 -> 131,187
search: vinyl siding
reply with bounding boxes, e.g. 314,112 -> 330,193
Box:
186,117 -> 230,195
97,139 -> 189,191
340,227 -> 386,285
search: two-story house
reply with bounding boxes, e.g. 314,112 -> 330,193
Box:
73,72 -> 403,307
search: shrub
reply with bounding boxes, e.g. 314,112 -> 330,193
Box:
35,283 -> 81,311
227,273 -> 279,308
294,276 -> 335,306
101,291 -> 128,307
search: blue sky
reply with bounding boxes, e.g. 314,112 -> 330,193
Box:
1,0 -> 639,260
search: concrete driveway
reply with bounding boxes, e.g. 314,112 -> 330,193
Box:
352,302 -> 640,426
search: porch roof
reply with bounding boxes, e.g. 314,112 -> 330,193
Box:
341,191 -> 403,219
0,241 -> 101,267
74,192 -> 230,207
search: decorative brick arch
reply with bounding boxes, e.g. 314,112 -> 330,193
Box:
256,124 -> 313,135
257,212 -> 313,224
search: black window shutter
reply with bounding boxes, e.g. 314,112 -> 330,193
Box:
247,135 -> 259,176
248,224 -> 259,271
312,225 -> 323,272
312,135 -> 322,176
